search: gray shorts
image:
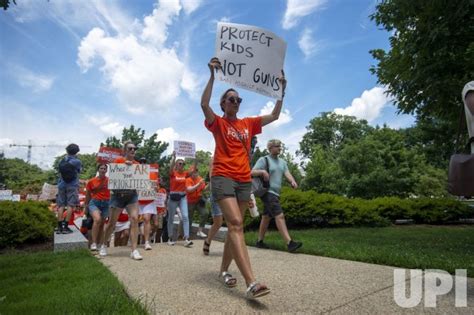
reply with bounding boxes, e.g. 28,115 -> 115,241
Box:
110,191 -> 138,209
57,186 -> 79,207
211,176 -> 251,202
261,192 -> 283,218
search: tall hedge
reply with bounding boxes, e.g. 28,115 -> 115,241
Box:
244,188 -> 473,229
0,201 -> 56,248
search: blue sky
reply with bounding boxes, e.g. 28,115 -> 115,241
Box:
0,0 -> 414,169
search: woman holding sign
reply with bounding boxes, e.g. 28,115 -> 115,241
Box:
103,140 -> 143,261
201,57 -> 286,299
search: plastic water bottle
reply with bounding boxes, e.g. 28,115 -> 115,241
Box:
249,193 -> 259,218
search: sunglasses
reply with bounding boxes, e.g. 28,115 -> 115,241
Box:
176,162 -> 184,165
227,96 -> 242,104
127,147 -> 137,151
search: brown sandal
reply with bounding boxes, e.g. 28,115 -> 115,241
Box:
203,240 -> 210,255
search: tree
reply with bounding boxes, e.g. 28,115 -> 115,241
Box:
0,156 -> 55,194
103,125 -> 169,165
299,112 -> 373,158
370,0 -> 474,151
1,0 -> 16,11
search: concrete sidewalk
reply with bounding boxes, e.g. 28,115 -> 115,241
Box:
100,240 -> 473,314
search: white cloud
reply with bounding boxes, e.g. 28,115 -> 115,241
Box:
77,0 -> 201,114
334,86 -> 392,122
282,0 -> 327,30
298,28 -> 319,58
86,115 -> 124,136
155,127 -> 180,144
10,65 -> 54,92
259,101 -> 293,127
181,0 -> 202,15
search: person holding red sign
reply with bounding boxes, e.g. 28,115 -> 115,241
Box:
201,57 -> 286,299
103,140 -> 143,260
85,163 -> 110,254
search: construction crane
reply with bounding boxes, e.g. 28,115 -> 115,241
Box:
9,140 -> 90,163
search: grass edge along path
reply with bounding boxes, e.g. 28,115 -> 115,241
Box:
0,249 -> 148,314
245,225 -> 474,276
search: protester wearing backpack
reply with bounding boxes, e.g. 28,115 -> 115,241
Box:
57,143 -> 82,234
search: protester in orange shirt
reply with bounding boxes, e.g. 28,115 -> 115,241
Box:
185,167 -> 208,238
85,163 -> 110,255
201,57 -> 286,299
102,140 -> 143,260
167,152 -> 195,247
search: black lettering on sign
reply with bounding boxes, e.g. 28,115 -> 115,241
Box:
253,68 -> 281,91
221,59 -> 246,77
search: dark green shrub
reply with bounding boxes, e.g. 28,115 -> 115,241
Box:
244,188 -> 473,229
0,201 -> 56,248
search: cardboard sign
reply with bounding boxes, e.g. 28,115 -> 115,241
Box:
0,190 -> 12,201
97,146 -> 123,164
215,22 -> 287,100
39,183 -> 58,201
138,164 -> 159,201
174,141 -> 196,158
108,163 -> 153,190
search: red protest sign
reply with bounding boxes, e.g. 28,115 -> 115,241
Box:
97,147 -> 123,164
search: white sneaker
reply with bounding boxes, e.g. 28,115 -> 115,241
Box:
90,243 -> 98,251
184,239 -> 194,248
168,239 -> 176,246
99,245 -> 107,257
130,249 -> 143,260
144,242 -> 152,250
197,231 -> 207,238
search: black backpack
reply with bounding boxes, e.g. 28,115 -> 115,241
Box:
59,157 -> 78,183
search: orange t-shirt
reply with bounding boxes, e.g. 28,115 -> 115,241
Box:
185,176 -> 205,204
86,177 -> 110,200
205,115 -> 262,182
114,157 -> 139,164
170,170 -> 189,192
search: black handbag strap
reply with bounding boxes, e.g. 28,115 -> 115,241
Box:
264,156 -> 269,174
226,119 -> 251,163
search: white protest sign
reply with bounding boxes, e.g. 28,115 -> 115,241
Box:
174,141 -> 196,158
12,194 -> 21,202
0,190 -> 12,201
156,192 -> 166,208
108,163 -> 153,190
39,183 -> 58,201
215,22 -> 287,100
26,194 -> 38,201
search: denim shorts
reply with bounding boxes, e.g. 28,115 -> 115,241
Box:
261,192 -> 283,218
110,191 -> 138,209
57,186 -> 79,207
209,194 -> 222,217
210,176 -> 251,202
88,199 -> 109,218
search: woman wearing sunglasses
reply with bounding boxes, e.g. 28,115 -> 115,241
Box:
103,140 -> 143,260
201,57 -> 286,299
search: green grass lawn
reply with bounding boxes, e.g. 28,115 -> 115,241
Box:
245,225 -> 474,276
0,250 -> 147,314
